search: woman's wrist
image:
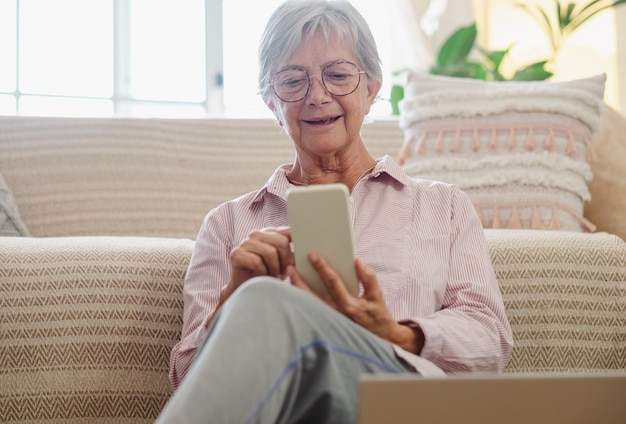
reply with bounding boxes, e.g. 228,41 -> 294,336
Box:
391,322 -> 425,355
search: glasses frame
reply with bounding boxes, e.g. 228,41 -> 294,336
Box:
269,61 -> 366,103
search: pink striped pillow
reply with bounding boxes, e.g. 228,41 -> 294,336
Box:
398,73 -> 606,232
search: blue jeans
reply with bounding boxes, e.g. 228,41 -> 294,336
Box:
156,277 -> 417,424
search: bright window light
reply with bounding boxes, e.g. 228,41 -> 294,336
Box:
19,0 -> 113,97
129,0 -> 205,102
19,95 -> 113,117
0,0 -> 17,93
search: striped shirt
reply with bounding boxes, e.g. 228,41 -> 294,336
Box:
169,155 -> 513,390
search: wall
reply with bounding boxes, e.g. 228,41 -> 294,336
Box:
616,6 -> 626,114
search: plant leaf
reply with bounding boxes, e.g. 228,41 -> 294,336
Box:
436,23 -> 477,68
568,0 -> 626,33
560,2 -> 577,29
430,61 -> 487,80
511,60 -> 553,81
478,46 -> 512,72
389,84 -> 404,116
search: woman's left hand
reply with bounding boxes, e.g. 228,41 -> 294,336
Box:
287,253 -> 424,354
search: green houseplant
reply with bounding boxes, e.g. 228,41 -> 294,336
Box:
389,0 -> 626,115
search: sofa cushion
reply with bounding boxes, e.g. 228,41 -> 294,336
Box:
585,106 -> 626,241
398,73 -> 606,232
0,175 -> 29,237
0,236 -> 194,424
486,229 -> 626,373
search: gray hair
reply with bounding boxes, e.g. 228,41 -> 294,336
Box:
258,0 -> 383,101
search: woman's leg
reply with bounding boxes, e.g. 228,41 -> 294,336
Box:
156,277 -> 416,424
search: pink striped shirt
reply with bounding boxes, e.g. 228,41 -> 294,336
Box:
169,155 -> 513,390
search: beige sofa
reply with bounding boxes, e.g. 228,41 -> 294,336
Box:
0,115 -> 624,424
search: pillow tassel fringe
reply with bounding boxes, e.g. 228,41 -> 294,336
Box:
490,128 -> 498,149
580,216 -> 597,233
507,206 -> 522,229
507,128 -> 517,150
492,206 -> 501,228
549,207 -> 561,230
545,127 -> 555,151
472,129 -> 480,151
531,206 -> 543,229
451,129 -> 461,152
584,135 -> 597,162
404,124 -> 596,163
567,131 -> 577,155
435,130 -> 445,153
398,133 -> 416,165
416,132 -> 427,154
525,127 -> 536,151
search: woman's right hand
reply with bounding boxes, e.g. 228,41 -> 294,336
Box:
223,226 -> 294,300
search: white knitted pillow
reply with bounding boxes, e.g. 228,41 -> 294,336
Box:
0,175 -> 29,237
398,73 -> 606,232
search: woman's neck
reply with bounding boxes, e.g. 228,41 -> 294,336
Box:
287,154 -> 378,191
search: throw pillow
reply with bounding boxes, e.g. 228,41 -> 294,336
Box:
584,105 -> 626,241
0,175 -> 29,236
398,72 -> 606,232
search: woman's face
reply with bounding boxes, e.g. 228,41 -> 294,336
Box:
265,31 -> 381,159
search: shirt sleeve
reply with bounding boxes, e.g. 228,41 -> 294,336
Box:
169,209 -> 232,390
409,187 -> 513,373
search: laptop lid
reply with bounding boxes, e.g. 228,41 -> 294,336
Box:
359,372 -> 626,424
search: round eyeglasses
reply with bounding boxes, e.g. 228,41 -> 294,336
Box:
270,61 -> 365,103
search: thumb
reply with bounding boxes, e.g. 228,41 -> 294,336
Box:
355,257 -> 379,296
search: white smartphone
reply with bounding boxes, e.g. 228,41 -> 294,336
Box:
287,183 -> 359,298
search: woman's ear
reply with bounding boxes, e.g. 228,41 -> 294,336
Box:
265,99 -> 284,127
364,79 -> 382,115
367,79 -> 382,106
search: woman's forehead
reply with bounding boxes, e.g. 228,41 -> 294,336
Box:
276,30 -> 357,71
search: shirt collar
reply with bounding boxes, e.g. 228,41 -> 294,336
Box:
250,154 -> 411,205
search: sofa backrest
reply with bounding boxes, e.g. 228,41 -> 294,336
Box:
2,111 -> 624,240
0,116 -> 404,238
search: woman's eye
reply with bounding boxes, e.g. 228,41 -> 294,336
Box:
283,78 -> 306,87
326,72 -> 349,81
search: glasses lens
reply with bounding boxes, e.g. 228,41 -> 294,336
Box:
271,62 -> 362,102
322,62 -> 361,96
272,69 -> 309,102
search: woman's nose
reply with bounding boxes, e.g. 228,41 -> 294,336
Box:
307,74 -> 332,103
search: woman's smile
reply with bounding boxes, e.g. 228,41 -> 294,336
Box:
303,115 -> 342,127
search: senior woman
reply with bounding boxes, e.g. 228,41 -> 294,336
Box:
157,0 -> 513,423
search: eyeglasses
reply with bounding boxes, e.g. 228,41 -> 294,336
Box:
270,61 -> 365,103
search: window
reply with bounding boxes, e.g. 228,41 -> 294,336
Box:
1,0 -> 207,117
0,0 -> 397,118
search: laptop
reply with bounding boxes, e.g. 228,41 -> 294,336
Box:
359,372 -> 626,424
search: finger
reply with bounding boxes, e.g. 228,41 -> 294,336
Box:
355,257 -> 382,299
274,229 -> 295,277
248,229 -> 293,277
287,265 -> 318,297
230,246 -> 269,286
308,252 -> 352,301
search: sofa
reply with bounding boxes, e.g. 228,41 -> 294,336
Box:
0,114 -> 624,424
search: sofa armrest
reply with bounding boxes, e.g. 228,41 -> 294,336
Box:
0,236 -> 194,423
485,230 -> 626,373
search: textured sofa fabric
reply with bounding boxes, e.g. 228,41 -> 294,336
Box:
1,232 -> 624,423
487,230 -> 626,372
0,116 -> 399,238
0,115 -> 625,423
0,237 -> 193,423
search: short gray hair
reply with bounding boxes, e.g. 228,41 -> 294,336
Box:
258,0 -> 382,101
